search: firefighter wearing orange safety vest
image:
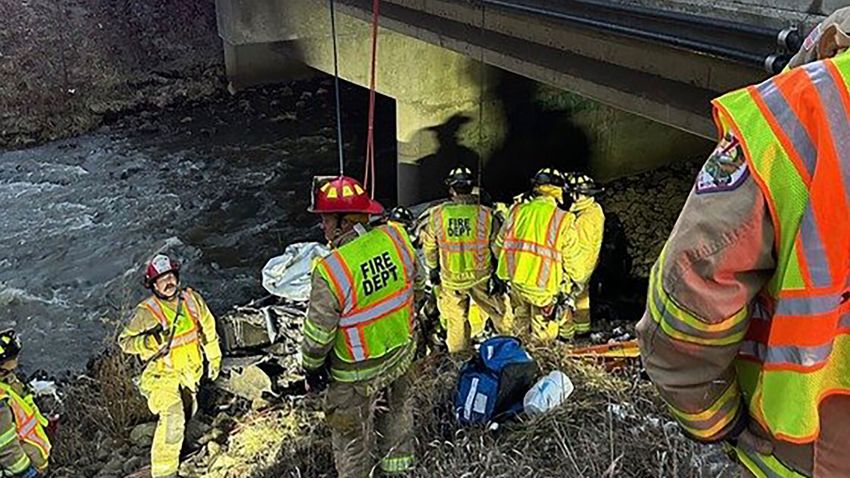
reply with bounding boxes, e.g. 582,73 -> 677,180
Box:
119,254 -> 222,478
421,167 -> 514,353
301,176 -> 425,478
0,330 -> 50,478
494,168 -> 579,342
638,8 -> 850,477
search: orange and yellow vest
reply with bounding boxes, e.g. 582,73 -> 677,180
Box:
141,290 -> 203,373
316,223 -> 416,365
497,196 -> 571,304
714,53 -> 850,448
0,381 -> 50,468
430,203 -> 493,289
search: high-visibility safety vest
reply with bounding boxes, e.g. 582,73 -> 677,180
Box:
496,196 -> 571,303
714,53 -> 850,447
0,381 -> 51,465
431,203 -> 493,289
142,290 -> 203,371
316,223 -> 416,363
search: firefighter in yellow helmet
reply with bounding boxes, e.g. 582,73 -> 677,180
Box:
301,176 -> 426,477
563,172 -> 605,337
494,168 -> 578,342
119,254 -> 222,478
420,167 -> 513,353
0,330 -> 50,478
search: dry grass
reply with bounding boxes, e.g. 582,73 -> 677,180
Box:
243,344 -> 736,478
49,345 -> 150,472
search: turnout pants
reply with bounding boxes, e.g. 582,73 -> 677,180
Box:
141,373 -> 197,478
509,289 -> 573,343
437,282 -> 514,353
324,369 -> 414,478
573,287 -> 591,335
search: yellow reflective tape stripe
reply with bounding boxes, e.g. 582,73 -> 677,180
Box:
0,427 -> 16,447
381,454 -> 415,473
668,381 -> 741,439
303,320 -> 335,346
8,452 -> 30,474
649,251 -> 748,346
735,446 -> 807,478
302,353 -> 325,370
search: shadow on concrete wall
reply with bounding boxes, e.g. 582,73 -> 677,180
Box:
483,72 -> 591,202
414,114 -> 481,202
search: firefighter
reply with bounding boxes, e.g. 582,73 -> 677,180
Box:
0,330 -> 50,478
563,173 -> 605,337
420,167 -> 513,353
119,254 -> 222,478
301,176 -> 425,477
494,168 -> 578,342
637,9 -> 850,477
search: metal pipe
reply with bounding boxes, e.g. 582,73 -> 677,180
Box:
481,0 -> 766,66
547,0 -> 778,38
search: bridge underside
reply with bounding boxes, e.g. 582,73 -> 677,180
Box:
216,0 -> 827,203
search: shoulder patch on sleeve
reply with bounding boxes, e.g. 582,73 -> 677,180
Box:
696,133 -> 749,195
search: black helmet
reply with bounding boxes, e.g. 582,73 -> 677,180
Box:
565,172 -> 603,197
445,167 -> 475,189
531,168 -> 565,187
388,206 -> 415,227
0,330 -> 21,364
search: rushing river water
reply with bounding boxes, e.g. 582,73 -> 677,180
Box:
0,82 -> 393,374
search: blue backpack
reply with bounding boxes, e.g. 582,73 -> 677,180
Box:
454,336 -> 539,426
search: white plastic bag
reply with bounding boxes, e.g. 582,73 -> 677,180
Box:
523,370 -> 574,416
262,242 -> 330,301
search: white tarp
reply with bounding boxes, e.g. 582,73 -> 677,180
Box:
262,242 -> 330,301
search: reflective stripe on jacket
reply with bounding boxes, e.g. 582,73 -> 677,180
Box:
315,223 -> 416,368
142,290 -> 203,372
0,381 -> 50,467
430,203 -> 493,289
496,196 -> 572,304
713,53 -> 850,446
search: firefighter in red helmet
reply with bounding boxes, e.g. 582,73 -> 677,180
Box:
302,176 -> 425,477
119,254 -> 221,478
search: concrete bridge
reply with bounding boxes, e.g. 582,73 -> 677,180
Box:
215,0 -> 833,203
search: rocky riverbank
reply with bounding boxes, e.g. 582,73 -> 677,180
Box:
1,0 -> 223,149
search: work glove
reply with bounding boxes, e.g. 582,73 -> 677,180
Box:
488,275 -> 508,296
207,357 -> 221,381
18,465 -> 40,478
429,268 -> 441,286
305,367 -> 329,394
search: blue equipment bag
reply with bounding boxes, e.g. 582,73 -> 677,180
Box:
455,336 -> 539,426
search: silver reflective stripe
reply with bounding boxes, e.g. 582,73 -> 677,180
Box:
346,328 -> 366,361
804,62 -> 850,208
538,258 -> 552,288
547,210 -> 566,249
741,340 -> 833,367
324,253 -> 355,314
19,417 -> 37,437
183,291 -> 199,319
756,79 -> 818,178
440,243 -> 489,252
775,292 -> 840,316
145,297 -> 167,327
840,312 -> 850,328
799,204 -> 832,287
502,240 -> 562,261
339,286 -> 414,327
384,225 -> 414,277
